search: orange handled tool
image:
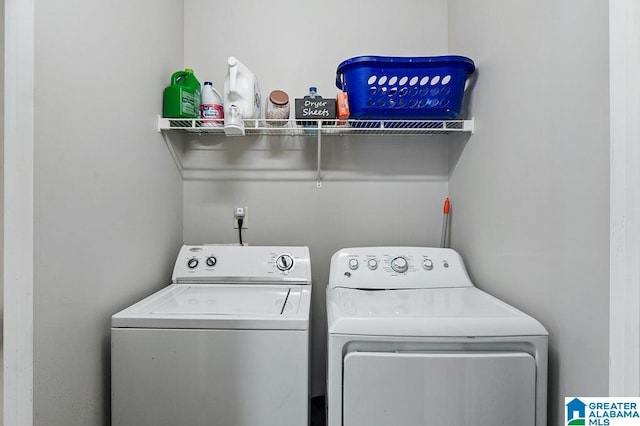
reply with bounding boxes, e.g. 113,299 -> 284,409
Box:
440,197 -> 450,248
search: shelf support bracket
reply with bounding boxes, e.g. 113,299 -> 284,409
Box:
316,120 -> 322,188
466,117 -> 475,134
160,130 -> 184,178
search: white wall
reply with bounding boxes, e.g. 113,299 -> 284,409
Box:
182,0 -> 453,396
448,1 -> 610,424
32,0 -> 184,424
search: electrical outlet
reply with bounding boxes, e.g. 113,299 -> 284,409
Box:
233,206 -> 248,229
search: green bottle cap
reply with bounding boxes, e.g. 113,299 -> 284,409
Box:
185,68 -> 194,73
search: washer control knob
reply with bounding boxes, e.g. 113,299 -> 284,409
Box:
275,254 -> 294,271
423,258 -> 434,270
187,258 -> 199,269
367,259 -> 378,270
206,256 -> 217,267
391,256 -> 409,273
348,258 -> 359,270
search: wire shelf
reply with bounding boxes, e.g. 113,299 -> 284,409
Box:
157,117 -> 474,135
157,115 -> 474,187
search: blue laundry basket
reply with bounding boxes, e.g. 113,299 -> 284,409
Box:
336,55 -> 475,120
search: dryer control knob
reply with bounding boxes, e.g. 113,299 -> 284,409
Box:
367,259 -> 378,270
275,254 -> 294,271
391,256 -> 409,273
187,258 -> 199,269
423,258 -> 434,270
348,258 -> 359,270
206,256 -> 217,267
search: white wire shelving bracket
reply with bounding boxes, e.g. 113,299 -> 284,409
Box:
157,116 -> 475,186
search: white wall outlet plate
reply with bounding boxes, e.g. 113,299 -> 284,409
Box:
233,206 -> 248,229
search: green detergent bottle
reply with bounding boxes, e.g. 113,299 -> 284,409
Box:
163,68 -> 201,118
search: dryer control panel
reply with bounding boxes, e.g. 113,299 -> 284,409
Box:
172,245 -> 311,285
328,247 -> 473,290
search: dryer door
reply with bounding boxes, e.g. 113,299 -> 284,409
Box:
343,351 -> 536,426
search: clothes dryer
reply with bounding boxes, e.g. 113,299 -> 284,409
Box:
112,245 -> 311,426
326,247 -> 547,426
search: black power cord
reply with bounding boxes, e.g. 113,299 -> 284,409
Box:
237,218 -> 244,246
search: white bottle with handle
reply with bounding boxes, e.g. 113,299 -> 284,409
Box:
223,56 -> 261,135
201,81 -> 224,127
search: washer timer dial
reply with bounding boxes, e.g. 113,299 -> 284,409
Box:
275,254 -> 294,271
390,256 -> 409,273
206,256 -> 217,267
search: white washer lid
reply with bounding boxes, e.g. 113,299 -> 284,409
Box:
112,284 -> 311,330
327,286 -> 547,337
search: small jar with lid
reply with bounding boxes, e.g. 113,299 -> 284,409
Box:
266,90 -> 290,126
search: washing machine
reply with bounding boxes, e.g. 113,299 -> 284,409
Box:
326,247 -> 548,426
111,245 -> 312,426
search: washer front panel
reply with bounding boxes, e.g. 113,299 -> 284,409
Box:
112,327 -> 308,426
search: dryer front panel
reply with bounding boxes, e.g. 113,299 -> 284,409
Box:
343,351 -> 536,426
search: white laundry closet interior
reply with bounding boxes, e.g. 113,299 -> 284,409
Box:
5,0 -> 610,425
